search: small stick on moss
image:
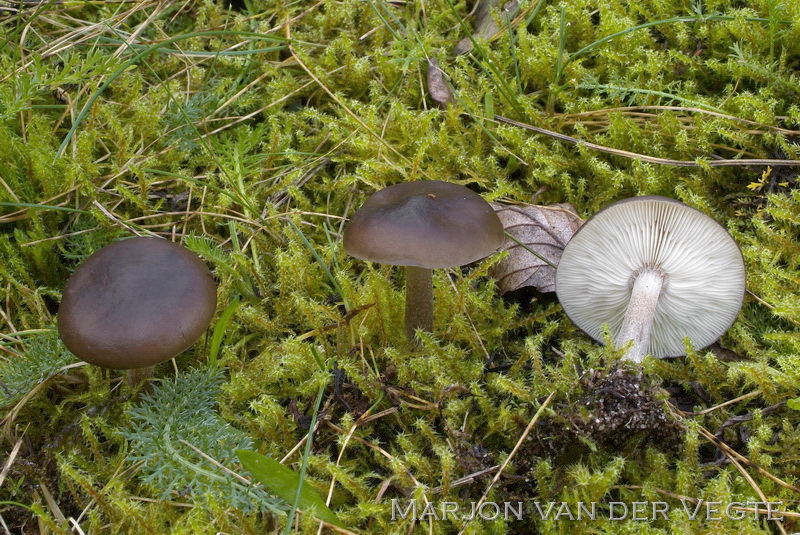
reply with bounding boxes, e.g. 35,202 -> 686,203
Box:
494,115 -> 800,167
431,465 -> 500,494
457,391 -> 555,535
684,389 -> 761,417
694,424 -> 789,535
326,419 -> 436,532
669,403 -> 800,496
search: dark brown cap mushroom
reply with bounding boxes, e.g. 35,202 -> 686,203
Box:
344,180 -> 505,269
556,196 -> 745,363
58,237 -> 217,373
344,180 -> 504,340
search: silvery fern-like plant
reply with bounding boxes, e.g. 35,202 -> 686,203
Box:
0,330 -> 75,406
122,368 -> 284,514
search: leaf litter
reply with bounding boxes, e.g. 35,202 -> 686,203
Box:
489,202 -> 583,293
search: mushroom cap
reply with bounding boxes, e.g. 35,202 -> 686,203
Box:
58,237 -> 217,369
555,196 -> 745,358
343,180 -> 505,269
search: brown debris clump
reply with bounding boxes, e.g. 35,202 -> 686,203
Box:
579,367 -> 682,450
520,366 -> 683,465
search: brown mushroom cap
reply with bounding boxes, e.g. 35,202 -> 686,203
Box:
343,181 -> 505,269
58,237 -> 217,369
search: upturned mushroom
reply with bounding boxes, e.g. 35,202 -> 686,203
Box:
556,196 -> 745,363
58,237 -> 217,386
344,180 -> 504,341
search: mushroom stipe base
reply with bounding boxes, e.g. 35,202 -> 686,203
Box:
125,366 -> 155,389
616,268 -> 666,363
404,266 -> 433,341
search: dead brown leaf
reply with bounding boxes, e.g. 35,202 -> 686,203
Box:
489,202 -> 583,293
426,58 -> 454,109
454,0 -> 519,56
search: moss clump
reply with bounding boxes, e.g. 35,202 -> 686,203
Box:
0,0 -> 799,533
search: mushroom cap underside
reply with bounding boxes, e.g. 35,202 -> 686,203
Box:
555,196 -> 745,358
344,180 -> 505,269
57,237 -> 217,369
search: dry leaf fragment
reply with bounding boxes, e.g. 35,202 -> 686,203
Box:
426,58 -> 454,109
489,202 -> 583,293
454,0 -> 519,56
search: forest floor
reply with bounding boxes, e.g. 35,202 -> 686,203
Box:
0,0 -> 799,533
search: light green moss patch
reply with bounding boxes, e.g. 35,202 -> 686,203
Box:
0,0 -> 799,533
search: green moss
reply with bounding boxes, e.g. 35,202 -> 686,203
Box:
0,0 -> 798,532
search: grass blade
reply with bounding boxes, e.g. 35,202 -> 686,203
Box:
284,380 -> 327,534
208,297 -> 240,368
0,202 -> 89,214
55,30 -> 301,160
568,13 -> 789,64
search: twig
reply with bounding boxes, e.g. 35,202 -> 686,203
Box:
620,485 -> 800,518
714,401 -> 786,436
494,115 -> 800,167
179,440 -> 251,486
284,19 -> 421,176
0,438 -> 23,488
669,401 -> 798,534
91,200 -> 143,236
747,290 -> 800,328
316,404 -> 398,535
559,105 -> 800,135
457,391 -> 555,535
431,465 -> 500,494
684,390 -> 762,417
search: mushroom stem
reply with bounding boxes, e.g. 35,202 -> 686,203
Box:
125,366 -> 154,389
404,266 -> 433,340
616,269 -> 665,363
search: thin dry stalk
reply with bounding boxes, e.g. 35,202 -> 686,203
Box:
457,391 -> 555,535
686,390 -> 762,417
559,105 -> 800,135
325,420 -> 435,534
0,438 -> 23,488
494,115 -> 800,167
668,403 -> 794,534
316,406 -> 399,535
284,20 -> 419,176
620,485 -> 800,518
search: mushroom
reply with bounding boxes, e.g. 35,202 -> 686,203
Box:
344,180 -> 505,341
555,196 -> 745,363
58,237 -> 217,386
